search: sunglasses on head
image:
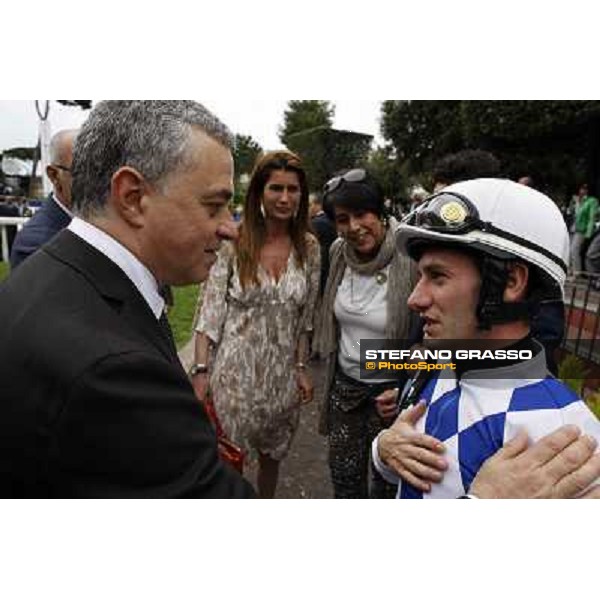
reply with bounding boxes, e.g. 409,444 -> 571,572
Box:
323,168 -> 367,195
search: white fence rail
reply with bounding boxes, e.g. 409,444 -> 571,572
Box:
0,216 -> 29,263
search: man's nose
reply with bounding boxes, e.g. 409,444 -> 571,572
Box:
407,279 -> 429,312
217,212 -> 239,241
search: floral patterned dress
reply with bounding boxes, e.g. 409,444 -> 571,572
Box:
197,236 -> 320,461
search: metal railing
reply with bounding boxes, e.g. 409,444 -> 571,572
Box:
563,273 -> 600,363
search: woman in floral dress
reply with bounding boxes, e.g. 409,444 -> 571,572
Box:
193,151 -> 320,498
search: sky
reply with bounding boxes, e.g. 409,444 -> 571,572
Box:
0,100 -> 384,154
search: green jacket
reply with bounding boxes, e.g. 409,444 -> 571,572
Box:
575,195 -> 599,238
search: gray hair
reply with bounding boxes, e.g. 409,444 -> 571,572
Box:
71,101 -> 234,217
49,129 -> 78,165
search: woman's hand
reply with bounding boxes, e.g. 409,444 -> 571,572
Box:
191,372 -> 210,402
296,369 -> 314,405
375,388 -> 399,421
377,401 -> 448,492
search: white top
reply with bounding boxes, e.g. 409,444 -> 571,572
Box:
68,217 -> 164,319
334,264 -> 395,383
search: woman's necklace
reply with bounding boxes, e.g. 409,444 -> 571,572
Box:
348,268 -> 388,313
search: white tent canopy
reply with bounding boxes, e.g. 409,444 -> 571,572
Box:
1,155 -> 35,177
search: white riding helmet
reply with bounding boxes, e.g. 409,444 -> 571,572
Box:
396,178 -> 569,292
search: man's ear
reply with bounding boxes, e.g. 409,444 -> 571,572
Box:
46,165 -> 61,194
503,262 -> 529,303
110,167 -> 149,227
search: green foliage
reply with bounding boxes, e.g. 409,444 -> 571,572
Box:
381,101 -> 464,174
56,100 -> 92,110
0,262 -> 9,282
586,392 -> 600,419
2,147 -> 37,160
381,100 -> 600,200
279,101 -> 335,147
286,127 -> 373,191
558,354 -> 588,396
461,101 -> 600,141
364,146 -> 405,202
167,284 -> 200,349
233,134 -> 262,179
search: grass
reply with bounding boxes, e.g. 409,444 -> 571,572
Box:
168,284 -> 201,349
0,262 -> 9,282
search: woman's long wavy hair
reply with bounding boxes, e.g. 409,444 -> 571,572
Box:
236,150 -> 311,290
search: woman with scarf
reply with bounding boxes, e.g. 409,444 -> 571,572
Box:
313,169 -> 417,499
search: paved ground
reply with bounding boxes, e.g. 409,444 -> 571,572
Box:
179,341 -> 333,499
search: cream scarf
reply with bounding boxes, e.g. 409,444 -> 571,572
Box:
313,217 -> 415,358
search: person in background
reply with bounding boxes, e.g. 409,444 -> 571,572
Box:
193,150 -> 320,498
517,174 -> 535,187
571,183 -> 599,274
432,149 -> 501,193
309,192 -> 338,296
0,101 -> 254,498
10,129 -> 78,270
409,185 -> 429,211
313,169 -> 417,498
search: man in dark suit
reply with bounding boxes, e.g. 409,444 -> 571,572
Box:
0,101 -> 254,498
309,193 -> 337,295
10,129 -> 78,270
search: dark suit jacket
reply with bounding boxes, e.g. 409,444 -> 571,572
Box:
0,230 -> 255,498
311,212 -> 338,295
9,194 -> 72,270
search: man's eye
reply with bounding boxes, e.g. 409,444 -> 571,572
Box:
206,204 -> 222,216
268,184 -> 284,193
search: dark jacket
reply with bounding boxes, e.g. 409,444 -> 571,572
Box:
0,230 -> 255,498
531,300 -> 565,376
311,212 -> 338,295
9,194 -> 72,270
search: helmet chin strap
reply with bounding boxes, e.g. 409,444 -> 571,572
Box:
475,256 -> 532,330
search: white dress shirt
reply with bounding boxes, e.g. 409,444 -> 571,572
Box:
68,217 -> 164,318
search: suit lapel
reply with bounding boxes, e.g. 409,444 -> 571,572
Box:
44,230 -> 180,366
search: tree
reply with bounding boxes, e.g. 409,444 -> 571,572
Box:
57,100 -> 92,110
381,101 -> 463,174
233,134 -> 263,179
460,101 -> 600,197
285,127 -> 372,191
364,145 -> 405,204
381,100 -> 600,201
2,147 -> 37,161
279,101 -> 335,147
